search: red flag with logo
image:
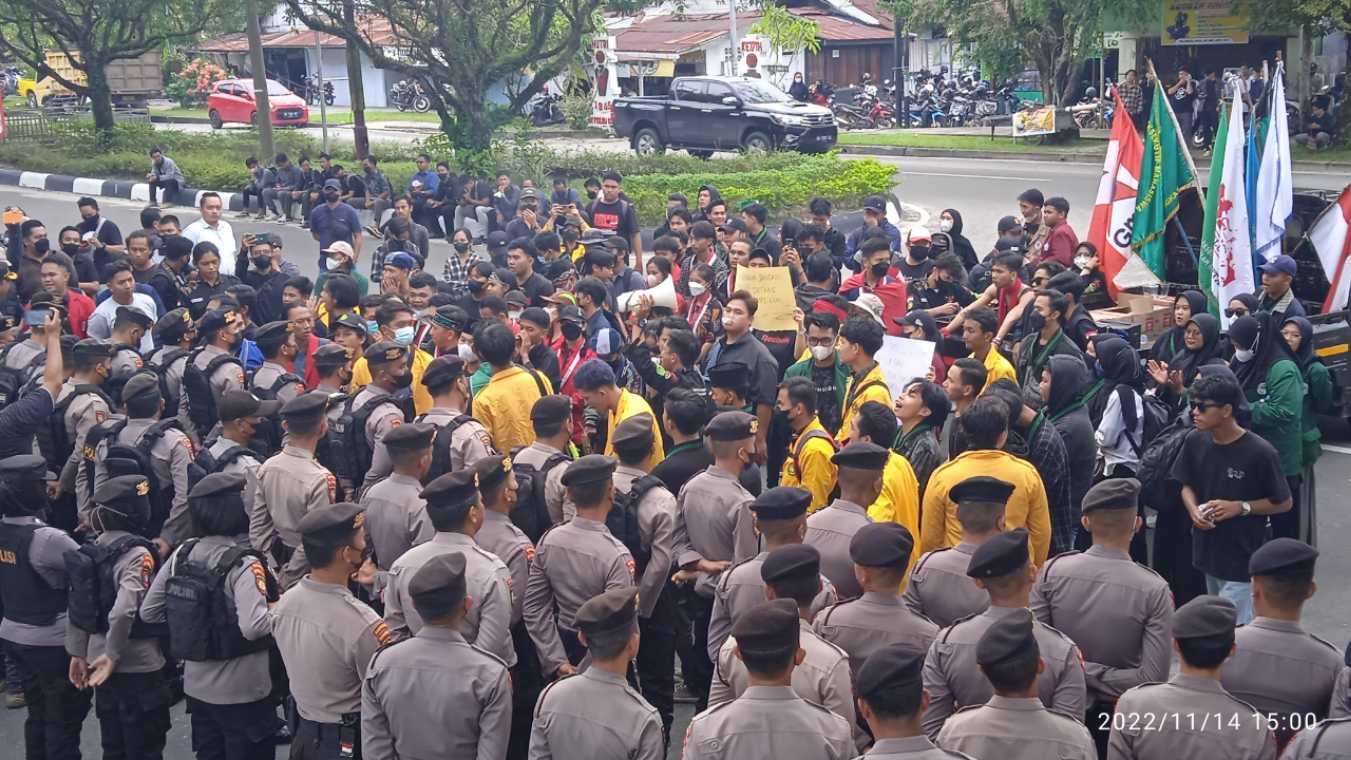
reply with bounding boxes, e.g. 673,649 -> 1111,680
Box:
1313,184 -> 1351,313
1087,90 -> 1144,299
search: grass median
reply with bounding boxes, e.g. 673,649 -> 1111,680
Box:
154,106 -> 444,125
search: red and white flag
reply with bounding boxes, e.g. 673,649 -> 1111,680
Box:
1314,184 -> 1351,313
1087,90 -> 1148,297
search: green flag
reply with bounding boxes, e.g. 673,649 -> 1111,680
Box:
1131,80 -> 1196,279
1197,99 -> 1231,316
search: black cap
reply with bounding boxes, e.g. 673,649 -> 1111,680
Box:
749,487 -> 811,520
705,410 -> 757,441
849,522 -> 914,569
545,260 -> 575,282
611,413 -> 654,453
558,305 -> 585,325
586,249 -> 617,269
575,587 -> 639,637
831,441 -> 889,471
1248,538 -> 1319,577
121,373 -> 162,406
431,304 -> 468,331
856,644 -> 925,701
94,474 -> 152,517
421,469 -> 480,513
73,338 -> 117,361
862,195 -> 887,213
950,476 -> 1015,506
154,308 -> 194,341
363,341 -> 406,367
486,231 -> 509,252
966,528 -> 1030,579
719,218 -> 748,234
994,239 -> 1024,254
280,391 -> 330,421
115,306 -> 153,329
422,355 -> 466,390
976,608 -> 1037,667
732,598 -> 800,656
0,454 -> 53,482
312,343 -> 350,370
189,471 -> 247,500
531,394 -> 573,426
1173,595 -> 1238,640
218,390 -> 283,423
707,361 -> 749,391
996,216 -> 1022,234
1081,478 -> 1140,513
383,422 -> 435,453
297,502 -> 364,540
473,454 -> 513,491
332,312 -> 368,335
409,552 -> 468,621
197,308 -> 239,336
253,320 -> 294,350
561,454 -> 616,487
761,544 -> 820,585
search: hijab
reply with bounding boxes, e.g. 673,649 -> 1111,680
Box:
939,208 -> 979,270
1046,353 -> 1092,419
1229,312 -> 1297,395
1154,290 -> 1208,360
1227,292 -> 1260,317
1089,334 -> 1144,431
1168,313 -> 1223,386
1282,316 -> 1317,372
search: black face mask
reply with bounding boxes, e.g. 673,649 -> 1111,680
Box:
324,190 -> 341,202
61,243 -> 80,257
561,322 -> 583,341
586,190 -> 598,200
252,256 -> 272,271
1025,310 -> 1047,333
870,260 -> 890,279
34,239 -> 50,255
467,280 -> 485,295
453,242 -> 471,253
909,246 -> 930,261
391,370 -> 413,389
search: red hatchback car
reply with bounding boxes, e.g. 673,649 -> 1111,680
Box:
207,78 -> 309,129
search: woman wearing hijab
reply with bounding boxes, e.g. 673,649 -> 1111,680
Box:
1150,290 -> 1207,361
933,209 -> 979,271
1147,312 -> 1224,414
1038,354 -> 1097,534
1082,334 -> 1149,557
1280,316 -> 1331,545
789,72 -> 809,102
1224,292 -> 1259,321
1228,313 -> 1305,541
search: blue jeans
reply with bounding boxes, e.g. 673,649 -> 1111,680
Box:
1205,574 -> 1254,624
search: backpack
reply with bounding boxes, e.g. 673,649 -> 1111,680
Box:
187,442 -> 261,493
45,385 -> 113,465
0,342 -> 42,409
64,534 -> 165,637
163,538 -> 277,661
1136,417 -> 1193,509
510,451 -> 570,543
145,347 -> 190,419
335,392 -> 410,491
249,367 -> 304,455
1123,393 -> 1173,457
315,392 -> 352,500
182,349 -> 243,436
416,412 -> 475,481
92,418 -> 186,539
607,474 -> 663,575
103,346 -> 144,408
790,428 -> 839,478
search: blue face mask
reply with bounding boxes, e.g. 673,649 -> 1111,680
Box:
366,320 -> 380,336
393,325 -> 416,346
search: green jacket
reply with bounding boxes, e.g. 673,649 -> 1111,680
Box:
1299,361 -> 1334,467
1247,358 -> 1306,476
784,352 -> 849,425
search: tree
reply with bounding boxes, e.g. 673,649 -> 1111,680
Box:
284,0 -> 643,150
748,3 -> 820,89
0,0 -> 231,136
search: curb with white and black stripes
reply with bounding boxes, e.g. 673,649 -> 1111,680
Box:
0,169 -> 245,211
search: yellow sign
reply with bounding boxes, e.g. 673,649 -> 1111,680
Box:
734,265 -> 797,332
1012,106 -> 1057,138
1161,0 -> 1249,46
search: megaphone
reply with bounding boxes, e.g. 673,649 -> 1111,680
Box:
617,275 -> 677,313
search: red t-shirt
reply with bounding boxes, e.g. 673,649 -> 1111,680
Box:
1039,222 -> 1079,268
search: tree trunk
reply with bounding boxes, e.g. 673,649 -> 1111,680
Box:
246,0 -> 274,164
343,0 -> 369,159
85,64 -> 116,138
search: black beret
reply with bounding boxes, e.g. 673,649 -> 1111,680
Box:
363,341 -> 407,367
253,320 -> 294,349
0,454 -> 53,481
732,598 -> 800,656
1081,478 -> 1140,513
431,304 -> 468,330
280,391 -> 330,421
1173,594 -> 1237,640
73,338 -> 117,360
297,502 -> 364,539
531,394 -> 573,426
705,410 -> 757,441
189,471 -> 247,500
575,587 -> 639,637
950,476 -> 1016,505
218,390 -> 282,422
408,552 -> 467,620
561,454 -> 616,487
154,307 -> 194,340
312,343 -> 350,369
849,522 -> 914,569
611,413 -> 654,453
197,308 -> 239,336
966,528 -> 1030,579
856,644 -> 924,700
121,372 -> 161,405
383,422 -> 435,453
749,486 -> 811,520
761,544 -> 820,585
94,474 -> 152,514
831,441 -> 889,471
473,454 -> 513,491
707,361 -> 750,391
421,470 -> 479,513
115,306 -> 154,328
332,312 -> 368,335
1248,538 -> 1318,577
422,355 -> 466,389
976,608 -> 1038,667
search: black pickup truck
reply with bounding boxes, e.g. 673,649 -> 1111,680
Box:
612,76 -> 837,156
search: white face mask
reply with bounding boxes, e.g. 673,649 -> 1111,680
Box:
1074,255 -> 1091,270
810,345 -> 833,361
1233,348 -> 1254,362
721,315 -> 737,329
458,342 -> 475,362
326,256 -> 344,271
645,274 -> 661,287
939,219 -> 953,233
508,310 -> 523,321
689,282 -> 707,297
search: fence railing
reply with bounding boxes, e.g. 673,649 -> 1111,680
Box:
0,107 -> 150,141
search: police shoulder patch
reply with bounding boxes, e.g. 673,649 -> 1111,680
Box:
524,544 -> 536,563
250,562 -> 268,595
372,621 -> 394,646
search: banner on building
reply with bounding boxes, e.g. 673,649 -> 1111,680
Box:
590,36 -> 618,128
1161,0 -> 1250,46
1012,106 -> 1057,138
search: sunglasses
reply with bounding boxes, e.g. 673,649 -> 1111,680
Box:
1190,401 -> 1219,412
1224,308 -> 1248,318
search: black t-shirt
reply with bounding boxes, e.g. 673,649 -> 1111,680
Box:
517,272 -> 556,307
587,198 -> 640,241
811,362 -> 842,434
77,216 -> 123,249
896,257 -> 933,282
1171,429 -> 1291,581
909,279 -> 974,312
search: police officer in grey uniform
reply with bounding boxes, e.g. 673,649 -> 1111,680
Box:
59,338 -> 116,523
711,544 -> 855,730
362,552 -> 512,760
513,394 -> 574,526
804,441 -> 883,600
313,343 -> 351,395
524,454 -> 636,678
180,308 -> 248,443
250,320 -> 305,406
351,341 -> 412,492
1284,717 -> 1351,759
815,522 -> 938,683
253,392 -> 338,589
904,476 -> 1012,627
147,307 -> 196,415
417,354 -> 495,477
1108,595 -> 1278,760
708,486 -> 838,661
140,472 -> 281,760
1220,538 -> 1341,742
2,291 -> 57,385
359,422 -> 434,593
683,598 -> 854,760
0,454 -> 91,760
936,610 -> 1096,760
210,391 -> 277,522
1030,477 -> 1172,752
530,587 -> 664,760
272,502 -> 393,760
921,528 -> 1086,739
107,306 -> 152,390
855,645 -> 974,759
384,461 -> 514,665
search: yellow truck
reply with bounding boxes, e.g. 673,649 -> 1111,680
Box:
31,50 -> 162,108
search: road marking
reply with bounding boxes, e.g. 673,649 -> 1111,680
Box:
905,171 -> 1071,181
1321,443 -> 1351,456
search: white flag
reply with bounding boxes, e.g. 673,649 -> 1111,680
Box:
1254,63 -> 1292,260
1213,80 -> 1256,329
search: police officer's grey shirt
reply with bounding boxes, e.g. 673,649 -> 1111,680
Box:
0,516 -> 78,647
252,445 -> 337,588
529,667 -> 664,760
359,472 -> 432,578
711,619 -> 855,729
179,344 -> 246,442
614,463 -> 675,619
1220,616 -> 1342,721
1107,673 -> 1278,760
208,438 -> 263,526
351,385 -> 405,490
251,360 -> 304,406
476,509 -> 533,626
903,543 -> 989,628
361,626 -> 511,760
936,695 -> 1096,760
93,416 -> 195,547
1283,717 -> 1351,759
61,383 -> 110,520
804,498 -> 874,600
708,551 -> 838,661
855,735 -> 975,759
420,406 -> 496,473
814,591 -> 939,683
513,441 -> 569,525
146,346 -> 188,411
683,685 -> 853,760
5,338 -> 46,384
65,530 -> 164,674
109,345 -> 143,384
140,535 -> 273,704
673,464 -> 757,598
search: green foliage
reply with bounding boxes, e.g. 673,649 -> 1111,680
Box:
562,93 -> 593,130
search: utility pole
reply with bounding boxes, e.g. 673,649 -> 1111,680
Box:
313,35 -> 328,153
246,0 -> 274,163
893,15 -> 907,128
344,0 -> 370,159
728,0 -> 739,76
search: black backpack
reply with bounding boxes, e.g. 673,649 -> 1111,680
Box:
163,538 -> 277,661
187,442 -> 261,493
335,392 -> 410,492
182,349 -> 243,436
315,392 -> 352,500
0,342 -> 42,409
91,419 -> 186,539
1123,393 -> 1174,457
1137,418 -> 1194,510
64,534 -> 165,637
510,451 -> 570,543
249,367 -> 303,455
607,474 -> 663,575
145,347 -> 190,419
416,412 -> 476,481
103,346 -> 144,408
45,385 -> 113,465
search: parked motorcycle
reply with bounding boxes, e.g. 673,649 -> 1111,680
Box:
390,79 -> 432,113
528,90 -> 564,126
302,76 -> 335,107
